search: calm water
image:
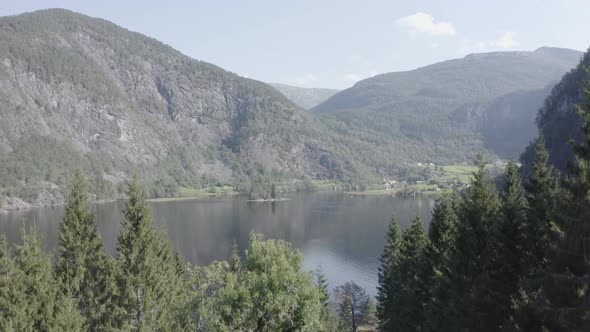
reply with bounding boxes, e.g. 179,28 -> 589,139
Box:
0,192 -> 434,295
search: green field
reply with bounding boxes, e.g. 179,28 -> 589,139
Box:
147,186 -> 238,202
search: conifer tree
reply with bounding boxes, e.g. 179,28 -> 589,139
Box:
524,135 -> 560,270
514,89 -> 590,331
376,215 -> 402,332
0,235 -> 29,331
423,193 -> 459,332
316,270 -> 339,332
15,226 -> 84,331
540,86 -> 590,330
481,160 -> 528,329
509,134 -> 562,331
117,176 -> 187,331
54,169 -> 123,330
449,154 -> 500,330
395,215 -> 429,332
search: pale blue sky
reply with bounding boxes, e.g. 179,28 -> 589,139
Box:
1,0 -> 589,89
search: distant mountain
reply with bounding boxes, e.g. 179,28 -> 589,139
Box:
0,9 -> 353,207
270,83 -> 338,109
520,49 -> 590,175
312,47 -> 582,168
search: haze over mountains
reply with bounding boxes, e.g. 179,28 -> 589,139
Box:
312,47 -> 582,165
0,8 -> 584,207
269,83 -> 338,110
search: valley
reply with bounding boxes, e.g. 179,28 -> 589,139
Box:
0,9 -> 583,210
2,3 -> 590,331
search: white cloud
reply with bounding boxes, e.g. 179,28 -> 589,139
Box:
396,12 -> 456,36
491,32 -> 519,48
459,31 -> 520,54
431,42 -> 440,49
294,73 -> 319,86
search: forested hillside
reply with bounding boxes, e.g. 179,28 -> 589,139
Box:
313,47 -> 581,166
270,83 -> 339,109
520,50 -> 590,175
0,9 -> 583,209
375,70 -> 590,330
0,9 -> 358,208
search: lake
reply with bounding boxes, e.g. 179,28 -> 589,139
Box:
0,191 -> 435,295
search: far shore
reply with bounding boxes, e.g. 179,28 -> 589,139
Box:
245,198 -> 291,202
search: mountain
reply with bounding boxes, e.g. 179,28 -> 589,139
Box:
269,83 -> 338,109
0,9 -> 353,208
312,47 -> 582,170
520,49 -> 590,175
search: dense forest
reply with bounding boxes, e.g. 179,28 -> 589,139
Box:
375,88 -> 590,330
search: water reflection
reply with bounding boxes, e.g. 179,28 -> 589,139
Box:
0,192 -> 434,294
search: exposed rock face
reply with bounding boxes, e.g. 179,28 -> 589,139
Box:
0,9 -> 339,206
520,50 -> 590,176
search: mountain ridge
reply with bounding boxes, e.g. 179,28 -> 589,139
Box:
0,8 -> 352,208
311,47 -> 582,166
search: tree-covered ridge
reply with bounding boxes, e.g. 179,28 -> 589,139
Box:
0,9 -> 363,207
313,47 -> 581,167
521,49 -> 590,175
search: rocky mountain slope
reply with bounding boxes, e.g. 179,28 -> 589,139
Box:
0,9 -> 349,207
313,47 -> 582,167
520,49 -> 590,175
269,83 -> 338,109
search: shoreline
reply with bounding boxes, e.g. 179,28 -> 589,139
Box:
245,198 -> 291,202
0,187 -> 443,213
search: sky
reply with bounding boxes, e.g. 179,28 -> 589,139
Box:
1,0 -> 590,89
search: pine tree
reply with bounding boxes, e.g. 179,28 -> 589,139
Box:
376,215 -> 402,332
14,226 -> 84,331
540,85 -> 590,331
395,215 -> 429,332
316,270 -> 339,332
514,85 -> 590,331
449,154 -> 500,330
482,160 -> 528,329
117,176 -> 187,331
524,135 -> 560,270
0,235 -> 30,331
509,134 -> 562,331
423,193 -> 459,332
54,169 -> 124,330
